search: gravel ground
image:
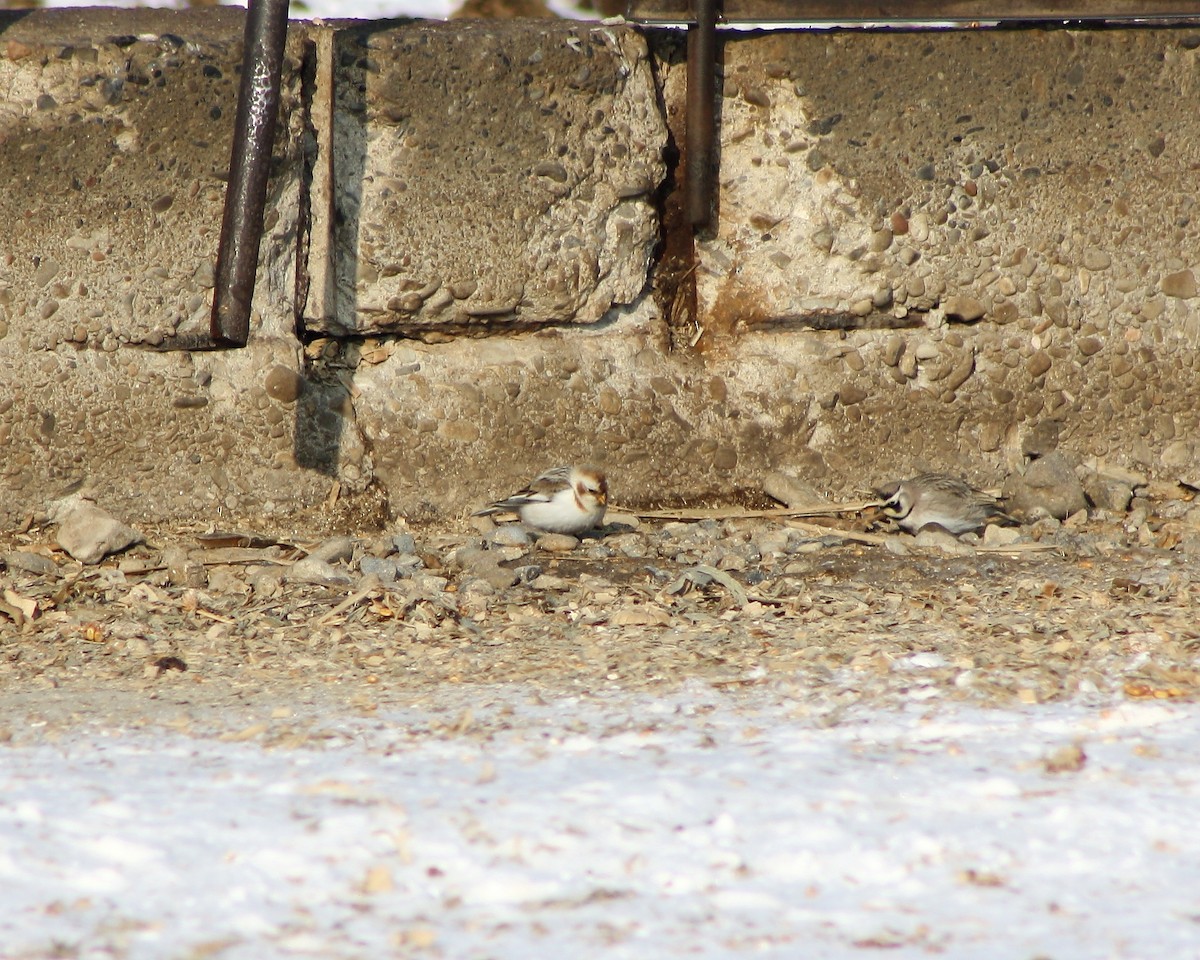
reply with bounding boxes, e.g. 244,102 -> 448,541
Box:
2,488 -> 1199,736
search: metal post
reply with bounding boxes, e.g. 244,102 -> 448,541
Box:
686,0 -> 717,227
210,0 -> 291,347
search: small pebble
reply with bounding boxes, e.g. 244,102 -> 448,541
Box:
289,556 -> 353,585
536,533 -> 579,553
307,537 -> 356,564
488,525 -> 532,547
360,556 -> 401,584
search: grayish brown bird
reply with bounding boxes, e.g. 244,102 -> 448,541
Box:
878,473 -> 1016,536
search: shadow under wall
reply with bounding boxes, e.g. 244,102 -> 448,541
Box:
292,20 -> 409,475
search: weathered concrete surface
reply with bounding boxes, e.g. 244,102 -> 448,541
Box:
685,28 -> 1200,489
0,10 -> 359,526
304,20 -> 665,337
0,7 -> 305,348
2,10 -> 1200,529
352,313 -> 816,516
358,26 -> 1200,518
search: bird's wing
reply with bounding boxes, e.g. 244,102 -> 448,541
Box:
915,473 -> 977,498
484,466 -> 573,510
519,466 -> 573,498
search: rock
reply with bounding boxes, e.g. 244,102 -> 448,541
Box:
458,576 -> 497,600
1083,476 -> 1133,514
307,536 -> 356,564
288,556 -> 353,585
391,532 -> 418,555
1083,459 -> 1147,489
454,546 -> 519,589
762,470 -> 825,509
913,527 -> 975,554
536,533 -> 580,553
838,384 -> 868,406
603,511 -> 641,530
477,564 -> 520,590
1027,350 -> 1052,378
1021,420 -> 1061,458
752,529 -> 792,555
1162,440 -> 1195,471
513,564 -> 543,584
410,573 -> 450,595
163,545 -> 208,589
1064,508 -> 1088,529
454,545 -> 491,571
264,365 -> 305,403
206,569 -> 248,596
3,551 -> 59,578
1160,269 -> 1197,299
49,496 -> 142,565
982,524 -> 1022,547
488,525 -> 532,547
360,556 -> 401,583
1003,453 -> 1088,520
468,514 -> 497,534
395,553 -> 424,576
943,295 -> 987,323
249,570 -> 283,598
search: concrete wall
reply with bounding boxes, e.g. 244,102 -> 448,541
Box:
1,9 -> 1198,528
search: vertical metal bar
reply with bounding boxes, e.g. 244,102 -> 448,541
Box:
686,0 -> 717,227
210,0 -> 291,347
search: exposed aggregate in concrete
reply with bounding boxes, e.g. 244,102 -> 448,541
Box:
1,13 -> 1199,529
315,20 -> 667,336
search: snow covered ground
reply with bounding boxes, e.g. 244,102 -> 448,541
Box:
4,685 -> 1200,959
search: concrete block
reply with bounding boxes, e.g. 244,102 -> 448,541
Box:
305,20 -> 667,336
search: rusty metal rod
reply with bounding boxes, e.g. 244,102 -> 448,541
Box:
210,0 -> 291,347
686,0 -> 717,227
628,0 -> 1200,28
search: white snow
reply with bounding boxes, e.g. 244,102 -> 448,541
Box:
4,687 -> 1200,958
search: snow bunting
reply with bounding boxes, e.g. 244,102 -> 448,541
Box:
474,465 -> 608,535
878,473 -> 1015,536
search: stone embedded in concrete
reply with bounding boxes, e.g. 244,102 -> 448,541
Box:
943,296 -> 987,323
1160,269 -> 1198,299
306,21 -> 667,337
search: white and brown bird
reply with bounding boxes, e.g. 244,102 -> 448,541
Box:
877,473 -> 1016,536
473,465 -> 608,535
